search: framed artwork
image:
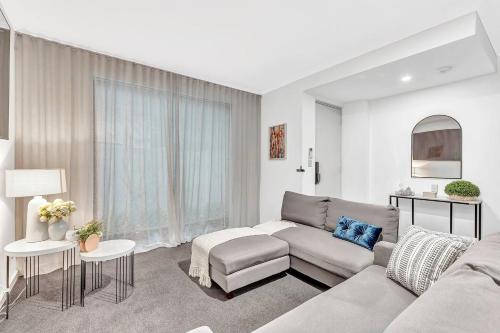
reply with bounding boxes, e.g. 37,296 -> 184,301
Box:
269,123 -> 286,160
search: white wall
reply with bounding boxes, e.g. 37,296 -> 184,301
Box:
315,103 -> 341,197
260,86 -> 303,221
341,101 -> 371,202
366,74 -> 500,235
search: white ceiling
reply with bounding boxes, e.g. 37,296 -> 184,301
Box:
1,0 -> 499,94
308,22 -> 498,104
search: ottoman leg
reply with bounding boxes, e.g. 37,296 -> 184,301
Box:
225,292 -> 234,299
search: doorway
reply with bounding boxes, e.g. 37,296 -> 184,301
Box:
315,101 -> 342,197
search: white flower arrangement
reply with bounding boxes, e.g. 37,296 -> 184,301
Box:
38,199 -> 77,224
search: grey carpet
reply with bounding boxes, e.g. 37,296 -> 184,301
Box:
0,243 -> 325,333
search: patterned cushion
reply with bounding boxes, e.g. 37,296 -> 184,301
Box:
386,226 -> 476,295
333,216 -> 383,251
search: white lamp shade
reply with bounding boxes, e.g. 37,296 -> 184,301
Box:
5,169 -> 67,198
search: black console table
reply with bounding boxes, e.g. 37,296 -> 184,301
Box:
389,194 -> 482,240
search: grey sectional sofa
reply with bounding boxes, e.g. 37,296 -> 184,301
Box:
202,191 -> 500,332
207,191 -> 399,296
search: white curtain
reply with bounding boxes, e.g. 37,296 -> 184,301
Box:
15,33 -> 261,254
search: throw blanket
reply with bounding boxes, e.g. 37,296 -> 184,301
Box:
189,221 -> 297,287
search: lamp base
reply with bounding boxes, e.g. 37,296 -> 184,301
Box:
26,196 -> 49,242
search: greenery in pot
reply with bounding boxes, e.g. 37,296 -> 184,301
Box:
444,180 -> 480,200
76,220 -> 103,242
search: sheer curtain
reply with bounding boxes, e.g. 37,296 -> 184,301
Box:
94,79 -> 231,250
15,33 -> 260,253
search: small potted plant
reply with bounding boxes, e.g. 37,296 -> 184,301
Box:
77,220 -> 103,252
444,180 -> 480,201
39,199 -> 77,240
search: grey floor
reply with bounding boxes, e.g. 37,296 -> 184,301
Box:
0,243 -> 325,333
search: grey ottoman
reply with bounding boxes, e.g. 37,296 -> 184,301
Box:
209,235 -> 290,298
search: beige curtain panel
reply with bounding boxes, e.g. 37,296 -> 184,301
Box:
15,33 -> 261,244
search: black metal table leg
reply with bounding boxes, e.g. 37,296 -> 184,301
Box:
449,203 -> 453,234
80,261 -> 85,306
115,258 -> 118,304
479,203 -> 482,240
131,252 -> 134,287
6,256 -> 9,319
62,251 -> 65,311
474,204 -> 478,239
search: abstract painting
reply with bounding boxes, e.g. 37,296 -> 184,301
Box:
269,123 -> 286,159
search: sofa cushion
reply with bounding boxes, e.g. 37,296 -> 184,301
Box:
273,224 -> 373,278
384,268 -> 500,333
442,232 -> 500,282
333,216 -> 383,250
281,191 -> 328,228
326,198 -> 399,243
210,235 -> 289,275
386,226 -> 476,296
253,265 -> 417,333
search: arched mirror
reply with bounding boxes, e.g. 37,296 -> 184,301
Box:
411,115 -> 462,179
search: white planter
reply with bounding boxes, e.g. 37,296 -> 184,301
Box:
48,220 -> 69,241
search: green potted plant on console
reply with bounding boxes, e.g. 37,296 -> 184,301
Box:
445,180 -> 480,201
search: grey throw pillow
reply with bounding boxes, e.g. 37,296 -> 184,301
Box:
386,226 -> 476,295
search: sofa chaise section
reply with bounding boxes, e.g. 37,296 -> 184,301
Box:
273,224 -> 374,282
253,263 -> 416,333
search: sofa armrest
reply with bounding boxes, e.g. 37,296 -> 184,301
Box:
373,241 -> 396,268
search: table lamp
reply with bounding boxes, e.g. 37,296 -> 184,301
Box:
5,169 -> 67,242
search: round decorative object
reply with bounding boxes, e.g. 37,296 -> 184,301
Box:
48,220 -> 69,241
79,234 -> 100,252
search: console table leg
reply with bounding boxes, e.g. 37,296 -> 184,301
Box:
474,205 -> 478,239
449,203 -> 453,234
479,204 -> 482,240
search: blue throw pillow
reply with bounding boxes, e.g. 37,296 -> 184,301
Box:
333,216 -> 382,251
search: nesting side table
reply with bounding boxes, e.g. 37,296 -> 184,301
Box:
3,239 -> 77,319
80,240 -> 135,305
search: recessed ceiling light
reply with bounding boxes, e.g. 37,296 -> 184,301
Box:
401,75 -> 413,83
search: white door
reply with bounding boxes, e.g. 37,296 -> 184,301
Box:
315,102 -> 342,197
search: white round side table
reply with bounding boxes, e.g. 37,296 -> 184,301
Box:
3,239 -> 78,319
79,239 -> 135,305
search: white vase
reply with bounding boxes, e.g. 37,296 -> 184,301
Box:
48,220 -> 69,241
